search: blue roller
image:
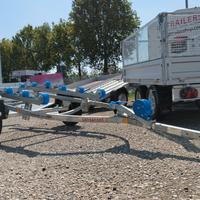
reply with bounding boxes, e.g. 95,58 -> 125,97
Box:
109,100 -> 126,108
19,82 -> 26,89
77,86 -> 86,94
58,85 -> 67,91
31,82 -> 38,87
39,93 -> 50,105
97,88 -> 106,100
21,90 -> 30,98
133,99 -> 153,121
44,80 -> 52,89
4,87 -> 14,95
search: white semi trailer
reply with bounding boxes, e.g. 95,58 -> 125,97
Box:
122,7 -> 200,118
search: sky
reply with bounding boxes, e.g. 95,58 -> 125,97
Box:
0,0 -> 200,40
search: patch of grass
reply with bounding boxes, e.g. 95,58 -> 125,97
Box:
128,90 -> 135,102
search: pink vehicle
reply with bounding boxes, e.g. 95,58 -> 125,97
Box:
30,73 -> 64,88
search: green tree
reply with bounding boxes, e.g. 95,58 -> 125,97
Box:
12,25 -> 37,70
33,23 -> 52,71
11,23 -> 53,72
0,39 -> 13,82
69,22 -> 86,79
50,20 -> 74,77
70,0 -> 139,74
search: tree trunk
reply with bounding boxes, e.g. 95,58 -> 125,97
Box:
78,63 -> 82,79
103,57 -> 108,74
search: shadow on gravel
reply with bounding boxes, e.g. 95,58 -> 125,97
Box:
3,124 -> 20,128
152,130 -> 200,153
0,125 -> 200,163
158,104 -> 200,131
155,105 -> 200,153
3,125 -> 105,144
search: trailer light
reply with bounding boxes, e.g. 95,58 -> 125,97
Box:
180,87 -> 198,99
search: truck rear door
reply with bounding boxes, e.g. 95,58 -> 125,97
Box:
166,10 -> 200,85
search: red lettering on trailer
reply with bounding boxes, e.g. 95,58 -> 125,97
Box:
82,117 -> 106,123
168,21 -> 175,28
175,19 -> 180,26
180,18 -> 187,25
187,16 -> 192,23
193,15 -> 198,22
168,14 -> 200,29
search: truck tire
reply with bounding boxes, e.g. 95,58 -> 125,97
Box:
116,89 -> 128,102
135,86 -> 147,100
110,88 -> 128,105
147,86 -> 160,119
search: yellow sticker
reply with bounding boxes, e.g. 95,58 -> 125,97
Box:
16,107 -> 20,113
122,118 -> 128,124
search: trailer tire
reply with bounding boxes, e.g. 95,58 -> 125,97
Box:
62,103 -> 82,126
147,86 -> 160,119
54,93 -> 82,126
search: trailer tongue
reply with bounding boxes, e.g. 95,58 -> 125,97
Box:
0,81 -> 200,142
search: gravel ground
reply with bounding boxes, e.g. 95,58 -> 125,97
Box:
0,108 -> 200,200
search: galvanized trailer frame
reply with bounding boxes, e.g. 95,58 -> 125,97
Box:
0,84 -> 200,141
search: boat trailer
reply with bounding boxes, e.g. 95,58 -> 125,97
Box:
0,81 -> 200,141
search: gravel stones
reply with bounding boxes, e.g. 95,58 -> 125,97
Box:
0,112 -> 200,199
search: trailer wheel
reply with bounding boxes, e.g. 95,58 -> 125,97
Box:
147,86 -> 160,119
63,103 -> 82,126
62,103 -> 82,126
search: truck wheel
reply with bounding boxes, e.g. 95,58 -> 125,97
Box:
110,88 -> 128,106
117,89 -> 128,102
135,86 -> 147,100
62,103 -> 82,126
110,88 -> 128,104
147,86 -> 160,119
